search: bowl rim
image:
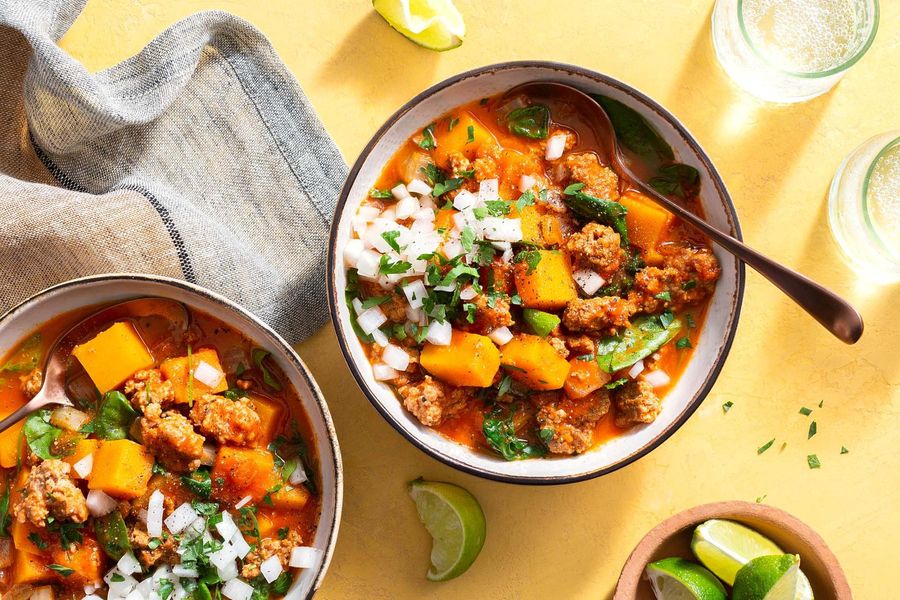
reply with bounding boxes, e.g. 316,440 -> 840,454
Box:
613,500 -> 852,599
327,60 -> 746,485
0,273 -> 343,599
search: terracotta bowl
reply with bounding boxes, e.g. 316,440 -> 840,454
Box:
615,501 -> 851,599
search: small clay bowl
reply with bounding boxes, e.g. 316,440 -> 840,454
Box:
614,501 -> 851,599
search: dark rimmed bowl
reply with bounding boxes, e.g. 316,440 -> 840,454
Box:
327,61 -> 745,484
0,274 -> 342,599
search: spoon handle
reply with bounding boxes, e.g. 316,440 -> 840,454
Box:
631,180 -> 864,344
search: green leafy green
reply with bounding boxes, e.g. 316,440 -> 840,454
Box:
48,564 -> 74,577
346,269 -> 374,343
158,579 -> 175,600
252,348 -> 283,392
564,190 -> 630,247
381,230 -> 402,252
369,188 -> 393,199
591,95 -> 674,165
1,334 -> 42,373
604,378 -> 629,390
840,446 -> 849,455
513,249 -> 542,274
722,401 -> 734,413
94,511 -> 131,560
675,336 -> 692,349
595,314 -> 682,373
482,404 -> 545,461
85,391 -> 138,440
432,177 -> 465,197
24,409 -> 63,459
505,105 -> 550,139
808,421 -> 817,439
182,467 -> 212,498
418,123 -> 437,150
0,485 -> 11,538
799,407 -> 812,416
522,309 -> 560,337
466,125 -> 475,144
650,163 -> 700,199
271,571 -> 293,595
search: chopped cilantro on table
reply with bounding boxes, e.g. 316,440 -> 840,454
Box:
808,421 -> 817,439
799,407 -> 812,416
840,446 -> 849,455
807,454 -> 821,469
722,401 -> 734,413
757,439 -> 775,454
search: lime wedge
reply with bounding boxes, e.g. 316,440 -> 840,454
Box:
733,555 -> 804,600
373,0 -> 466,51
408,478 -> 486,581
645,558 -> 728,600
691,519 -> 784,585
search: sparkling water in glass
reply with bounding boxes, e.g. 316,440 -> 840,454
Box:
829,131 -> 900,283
712,0 -> 880,103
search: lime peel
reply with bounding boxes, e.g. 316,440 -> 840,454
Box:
373,0 -> 466,51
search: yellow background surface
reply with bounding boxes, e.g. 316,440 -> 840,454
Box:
58,1 -> 899,598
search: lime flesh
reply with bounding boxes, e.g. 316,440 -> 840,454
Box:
373,0 -> 465,51
645,558 -> 728,600
408,478 -> 486,581
733,554 -> 802,600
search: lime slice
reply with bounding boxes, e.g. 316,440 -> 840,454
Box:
373,0 -> 466,51
408,478 -> 486,581
732,555 -> 803,600
691,519 -> 784,585
645,558 -> 728,600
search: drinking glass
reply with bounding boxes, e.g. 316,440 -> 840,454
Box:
828,131 -> 900,283
712,0 -> 879,103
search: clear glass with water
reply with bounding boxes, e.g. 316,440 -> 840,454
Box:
829,131 -> 900,283
712,0 -> 880,103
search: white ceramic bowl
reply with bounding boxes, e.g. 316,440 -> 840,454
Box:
328,62 -> 744,484
0,274 -> 342,599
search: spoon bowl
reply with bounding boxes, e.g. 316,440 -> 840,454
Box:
0,297 -> 188,434
504,81 -> 864,344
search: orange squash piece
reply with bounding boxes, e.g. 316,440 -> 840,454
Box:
249,395 -> 283,447
0,420 -> 24,469
420,330 -> 501,387
11,550 -> 51,585
520,205 -> 544,245
62,438 -> 101,477
212,447 -> 279,503
619,191 -> 673,265
563,358 -> 612,399
50,536 -> 105,585
501,335 -> 571,391
71,321 -> 155,394
514,250 -> 577,310
433,208 -> 458,233
12,519 -> 48,556
432,112 -> 498,168
160,347 -> 228,404
88,439 -> 154,499
268,486 -> 311,511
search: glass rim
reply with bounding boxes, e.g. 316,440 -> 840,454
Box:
862,134 -> 900,261
737,0 -> 880,79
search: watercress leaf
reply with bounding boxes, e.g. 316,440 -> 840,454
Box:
564,191 -> 630,247
506,105 -> 550,139
591,95 -> 674,165
482,404 -> 546,460
89,391 -> 138,441
650,163 -> 700,199
24,409 -> 63,459
181,467 -> 212,499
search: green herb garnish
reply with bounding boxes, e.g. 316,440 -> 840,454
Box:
418,122 -> 437,150
758,439 -> 775,454
807,454 -> 821,469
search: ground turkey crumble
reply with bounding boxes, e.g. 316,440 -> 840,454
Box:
613,380 -> 661,428
629,245 -> 721,314
124,369 -> 176,411
190,394 -> 262,447
396,376 -> 470,427
20,368 -> 42,399
563,222 -> 626,276
130,526 -> 180,568
139,403 -> 205,473
241,530 -> 303,579
563,296 -> 633,333
564,152 -> 620,200
535,390 -> 611,455
13,459 -> 88,527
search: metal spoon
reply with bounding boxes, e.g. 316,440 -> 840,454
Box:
504,81 -> 864,344
0,297 -> 189,435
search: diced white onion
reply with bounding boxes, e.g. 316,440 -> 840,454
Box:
459,286 -> 477,301
425,321 -> 453,346
481,218 -> 523,242
488,327 -> 514,346
192,360 -> 223,388
643,369 -> 671,388
501,246 -> 514,263
73,453 -> 94,479
183,516 -> 206,541
217,558 -> 240,582
478,178 -> 499,201
395,195 -> 420,220
391,183 -> 411,200
407,178 -> 432,196
490,240 -> 511,251
371,328 -> 389,347
372,363 -> 400,381
573,269 -> 606,295
222,579 -> 255,600
215,511 -> 239,541
289,546 -> 322,569
231,530 -> 252,560
432,284 -> 455,293
29,586 -> 54,600
50,406 -> 90,432
146,490 -> 164,537
628,359 -> 645,379
381,207 -> 397,222
402,280 -> 427,309
234,495 -> 253,510
357,306 -> 387,334
84,584 -> 96,595
105,570 -> 137,598
165,503 -> 199,535
442,239 -> 464,259
259,556 -> 284,584
117,552 -> 142,576
172,565 -> 199,578
382,344 -> 410,371
288,463 -> 308,486
343,238 -> 365,267
412,207 -> 435,222
545,134 -> 567,160
355,249 -> 382,279
357,205 -> 381,222
519,174 -> 536,192
452,189 -> 478,211
211,543 -> 239,570
351,297 -> 364,315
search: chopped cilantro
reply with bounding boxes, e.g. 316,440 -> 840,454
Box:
808,421 -> 817,439
360,296 -> 391,309
448,117 -> 459,131
514,249 -> 542,274
485,200 -> 510,216
466,125 -> 475,144
722,401 -> 733,413
686,313 -> 696,328
378,254 -> 412,275
369,188 -> 393,199
432,177 -> 465,197
658,310 -> 675,329
840,446 -> 849,454
757,439 -> 775,454
460,226 -> 476,252
681,279 -> 697,291
799,407 -> 812,416
515,190 -> 535,212
381,230 -> 402,252
463,302 -> 477,324
756,494 -> 767,503
604,378 -> 628,390
418,123 -> 437,150
818,400 -> 824,408
48,564 -> 74,577
675,337 -> 692,349
654,291 -> 672,302
563,182 -> 585,195
807,454 -> 821,469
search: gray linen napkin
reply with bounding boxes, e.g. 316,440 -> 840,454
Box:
0,0 -> 346,343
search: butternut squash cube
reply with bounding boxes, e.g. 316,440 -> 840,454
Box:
619,191 -> 673,265
520,206 -> 544,245
50,536 -> 105,585
0,419 -> 24,469
514,250 -> 577,310
249,395 -> 283,447
159,348 -> 228,405
501,334 -> 571,390
420,330 -> 501,387
268,486 -> 311,511
71,321 -> 154,394
11,550 -> 51,585
88,439 -> 154,499
212,447 -> 279,504
432,112 -> 498,168
12,519 -> 48,556
62,438 -> 101,478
